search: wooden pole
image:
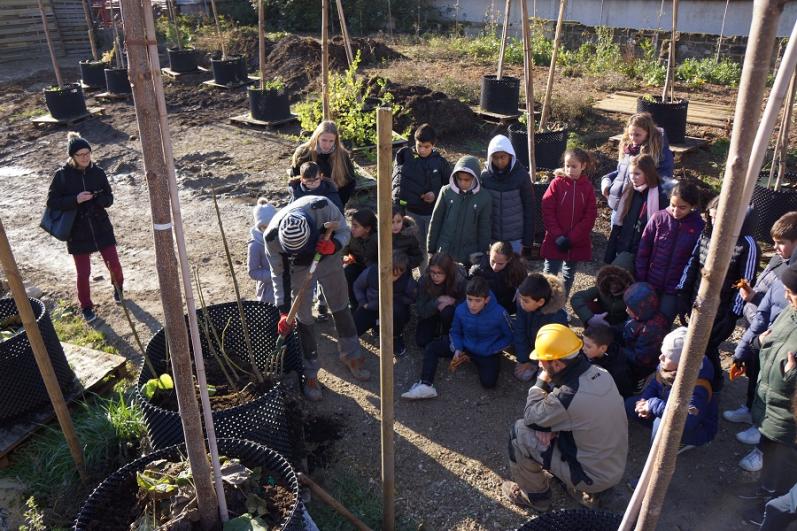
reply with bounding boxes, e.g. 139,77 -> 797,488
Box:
775,67 -> 796,190
109,0 -> 124,69
136,0 -> 230,520
120,0 -> 219,527
322,0 -> 330,120
716,0 -> 730,62
635,2 -> 787,529
496,0 -> 511,80
538,0 -> 567,130
0,219 -> 86,481
258,0 -> 266,90
37,0 -> 63,87
520,0 -> 537,180
209,0 -> 226,59
335,0 -> 354,69
661,0 -> 678,102
298,474 -> 373,531
377,106 -> 395,531
166,0 -> 182,50
80,0 -> 98,60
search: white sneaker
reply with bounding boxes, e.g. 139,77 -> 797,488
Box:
739,448 -> 764,472
401,381 -> 437,400
736,426 -> 761,445
723,405 -> 753,424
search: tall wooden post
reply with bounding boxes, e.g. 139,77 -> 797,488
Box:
538,0 -> 567,129
209,0 -> 226,58
120,0 -> 219,527
377,107 -> 395,531
109,0 -> 124,68
496,0 -> 511,80
322,0 -> 330,120
520,0 -> 536,179
258,0 -> 266,90
661,0 -> 679,102
166,0 -> 182,50
0,219 -> 86,481
37,0 -> 63,87
80,0 -> 98,60
335,0 -> 354,68
635,2 -> 787,529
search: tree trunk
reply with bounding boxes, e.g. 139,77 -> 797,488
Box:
539,0 -> 567,130
322,0 -> 330,119
520,0 -> 536,180
661,0 -> 679,102
496,0 -> 511,80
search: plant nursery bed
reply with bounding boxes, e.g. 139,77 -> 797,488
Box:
0,343 -> 126,467
608,133 -> 708,154
29,106 -> 104,126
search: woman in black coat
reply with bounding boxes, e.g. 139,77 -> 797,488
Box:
46,132 -> 123,322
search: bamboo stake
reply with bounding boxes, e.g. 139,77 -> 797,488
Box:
0,218 -> 86,481
193,268 -> 239,392
37,0 -> 63,87
661,0 -> 678,102
137,2 -> 230,520
496,0 -> 511,80
715,0 -> 730,62
120,0 -> 219,526
775,68 -> 796,191
635,2 -> 787,529
520,0 -> 537,180
335,0 -> 354,69
209,0 -> 226,59
258,0 -> 266,90
377,107 -> 395,531
298,473 -> 373,531
322,0 -> 330,120
80,0 -> 98,60
538,0 -> 567,130
167,0 -> 182,51
109,0 -> 123,69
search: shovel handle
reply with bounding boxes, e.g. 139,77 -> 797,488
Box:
284,225 -> 335,326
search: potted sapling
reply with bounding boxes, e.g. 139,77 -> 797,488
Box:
207,0 -> 247,85
103,4 -> 132,96
164,0 -> 199,73
479,2 -> 520,116
248,77 -> 292,122
77,0 -> 107,89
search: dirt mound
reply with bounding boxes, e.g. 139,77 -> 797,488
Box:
367,77 -> 478,139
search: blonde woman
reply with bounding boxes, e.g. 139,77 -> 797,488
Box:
291,120 -> 357,207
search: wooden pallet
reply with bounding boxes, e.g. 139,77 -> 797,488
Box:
30,105 -> 104,126
592,91 -> 734,129
229,112 -> 298,129
94,91 -> 130,101
161,67 -> 207,81
0,343 -> 127,468
608,133 -> 708,154
201,78 -> 254,90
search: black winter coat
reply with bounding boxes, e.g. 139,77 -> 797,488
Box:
393,216 -> 423,270
468,254 -> 519,313
391,147 -> 451,216
46,162 -> 116,255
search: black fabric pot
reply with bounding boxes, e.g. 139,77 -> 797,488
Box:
73,438 -> 304,531
136,301 -> 303,457
480,75 -> 520,115
167,47 -> 198,73
211,55 -> 247,85
0,298 -> 75,421
517,508 -> 622,530
752,173 -> 797,243
104,67 -> 131,95
508,123 -> 568,172
79,59 -> 108,90
248,87 -> 291,122
636,96 -> 689,144
43,83 -> 88,120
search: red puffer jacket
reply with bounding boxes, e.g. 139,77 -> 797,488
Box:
540,174 -> 598,262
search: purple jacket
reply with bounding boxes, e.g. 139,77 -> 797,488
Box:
635,209 -> 704,295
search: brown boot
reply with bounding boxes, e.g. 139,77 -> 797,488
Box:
340,354 -> 370,381
302,377 -> 323,402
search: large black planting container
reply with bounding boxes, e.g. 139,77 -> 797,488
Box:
751,172 -> 797,244
44,83 -> 88,120
104,67 -> 131,95
73,438 -> 304,531
517,509 -> 623,530
636,96 -> 689,144
480,75 -> 520,115
79,59 -> 108,90
211,54 -> 248,85
0,297 -> 75,421
167,47 -> 198,73
136,301 -> 303,457
248,87 -> 292,122
508,122 -> 569,172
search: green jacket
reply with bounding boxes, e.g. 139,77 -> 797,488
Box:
427,155 -> 492,265
752,305 -> 797,446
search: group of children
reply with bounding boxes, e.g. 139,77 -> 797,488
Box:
246,114 -> 797,523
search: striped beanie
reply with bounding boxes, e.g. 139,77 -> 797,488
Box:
279,212 -> 311,252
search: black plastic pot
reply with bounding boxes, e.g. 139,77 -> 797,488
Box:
480,75 -> 520,115
248,87 -> 292,122
104,67 -> 131,95
167,47 -> 198,73
0,298 -> 75,421
136,301 -> 303,457
211,54 -> 247,85
751,172 -> 797,243
43,83 -> 88,120
79,59 -> 108,90
508,122 -> 569,172
517,508 -> 622,530
636,96 -> 689,144
73,438 -> 304,531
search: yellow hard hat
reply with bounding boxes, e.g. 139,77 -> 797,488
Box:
530,324 -> 583,361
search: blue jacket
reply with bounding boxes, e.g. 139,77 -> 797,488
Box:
734,278 -> 788,363
512,274 -> 568,363
450,291 -> 513,357
288,178 -> 343,212
640,356 -> 719,446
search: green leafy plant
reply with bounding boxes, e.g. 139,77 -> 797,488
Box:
677,57 -> 741,87
262,77 -> 286,92
142,373 -> 174,400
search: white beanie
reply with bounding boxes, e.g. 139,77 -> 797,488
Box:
661,326 -> 689,364
278,212 -> 311,252
252,198 -> 276,229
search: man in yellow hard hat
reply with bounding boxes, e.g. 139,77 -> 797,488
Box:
501,324 -> 628,511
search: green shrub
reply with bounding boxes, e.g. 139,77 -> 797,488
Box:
676,57 -> 741,87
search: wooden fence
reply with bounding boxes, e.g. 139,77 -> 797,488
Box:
0,0 -> 90,63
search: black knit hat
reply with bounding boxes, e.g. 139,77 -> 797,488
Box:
67,132 -> 91,157
782,263 -> 797,293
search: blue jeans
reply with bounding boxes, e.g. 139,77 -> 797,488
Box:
421,337 -> 500,388
543,259 -> 577,297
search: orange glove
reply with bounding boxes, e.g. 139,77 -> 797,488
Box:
729,363 -> 746,381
